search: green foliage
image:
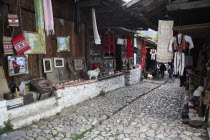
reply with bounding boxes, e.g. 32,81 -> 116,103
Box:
0,120 -> 14,135
97,90 -> 106,97
72,126 -> 96,140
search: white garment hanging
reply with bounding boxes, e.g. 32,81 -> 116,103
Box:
150,49 -> 156,60
173,52 -> 185,76
92,8 -> 101,44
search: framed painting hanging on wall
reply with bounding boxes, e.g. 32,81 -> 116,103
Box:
57,36 -> 70,52
74,59 -> 83,70
54,58 -> 64,68
8,56 -> 28,76
43,58 -> 53,73
24,32 -> 46,54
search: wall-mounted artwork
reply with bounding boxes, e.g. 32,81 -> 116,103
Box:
74,59 -> 84,70
57,36 -> 70,52
54,58 -> 64,68
8,56 -> 28,76
43,58 -> 52,73
24,32 -> 46,54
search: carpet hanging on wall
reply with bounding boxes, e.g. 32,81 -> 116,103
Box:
104,31 -> 115,57
34,0 -> 44,34
127,38 -> 132,58
12,35 -> 31,55
43,0 -> 55,36
156,20 -> 174,63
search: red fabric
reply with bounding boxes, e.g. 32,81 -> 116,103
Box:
127,38 -> 132,58
141,40 -> 147,58
104,31 -> 115,56
92,63 -> 98,70
141,58 -> 145,69
11,35 -> 30,55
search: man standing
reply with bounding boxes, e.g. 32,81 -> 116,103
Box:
12,58 -> 20,74
160,63 -> 166,78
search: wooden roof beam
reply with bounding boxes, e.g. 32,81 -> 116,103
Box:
78,0 -> 102,7
167,0 -> 210,11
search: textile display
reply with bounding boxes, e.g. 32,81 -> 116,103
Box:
43,0 -> 55,36
57,37 -> 70,52
157,20 -> 174,63
169,34 -> 194,76
133,38 -> 137,65
24,32 -> 46,54
104,31 -> 115,56
150,49 -> 157,60
127,38 -> 132,58
12,35 -> 31,55
141,40 -> 147,69
34,0 -> 44,34
92,8 -> 101,44
8,14 -> 19,27
173,52 -> 185,76
74,1 -> 80,34
117,38 -> 125,45
3,36 -> 13,55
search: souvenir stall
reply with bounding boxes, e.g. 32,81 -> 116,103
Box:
0,0 -> 126,129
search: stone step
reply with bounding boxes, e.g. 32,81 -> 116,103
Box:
8,97 -> 57,120
11,105 -> 61,129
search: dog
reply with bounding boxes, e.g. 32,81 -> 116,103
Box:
88,68 -> 100,79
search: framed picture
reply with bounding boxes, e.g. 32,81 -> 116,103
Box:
43,58 -> 52,73
8,56 -> 28,76
57,36 -> 70,52
24,31 -> 46,54
54,58 -> 64,68
74,59 -> 83,70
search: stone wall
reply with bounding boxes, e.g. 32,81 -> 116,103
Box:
56,74 -> 125,109
125,67 -> 141,85
0,74 -> 125,129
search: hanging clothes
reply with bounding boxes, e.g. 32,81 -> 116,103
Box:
157,20 -> 174,63
104,31 -> 114,57
141,40 -> 147,69
43,0 -> 55,36
92,8 -> 101,44
168,34 -> 194,76
150,49 -> 156,60
127,38 -> 132,58
34,0 -> 44,34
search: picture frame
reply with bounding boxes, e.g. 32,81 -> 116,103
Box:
74,59 -> 84,70
57,36 -> 70,52
8,56 -> 28,76
43,58 -> 52,73
54,58 -> 64,68
24,31 -> 46,54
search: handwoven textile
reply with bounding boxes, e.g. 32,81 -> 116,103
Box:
104,31 -> 114,56
127,38 -> 132,58
92,8 -> 101,44
43,0 -> 55,36
157,20 -> 174,63
34,0 -> 44,34
3,36 -> 13,55
12,35 -> 30,55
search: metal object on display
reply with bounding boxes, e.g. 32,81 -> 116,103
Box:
6,97 -> 23,110
3,92 -> 15,100
30,79 -> 56,100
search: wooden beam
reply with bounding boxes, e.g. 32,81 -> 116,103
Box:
78,0 -> 101,7
173,23 -> 210,30
172,0 -> 189,4
167,0 -> 210,11
125,0 -> 141,8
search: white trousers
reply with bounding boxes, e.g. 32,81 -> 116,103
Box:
174,52 -> 185,76
151,54 -> 156,60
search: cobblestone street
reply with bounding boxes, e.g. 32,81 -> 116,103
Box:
1,79 -> 208,140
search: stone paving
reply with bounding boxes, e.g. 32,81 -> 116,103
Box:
1,78 -> 208,140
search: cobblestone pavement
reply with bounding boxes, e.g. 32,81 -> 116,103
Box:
1,79 -> 208,140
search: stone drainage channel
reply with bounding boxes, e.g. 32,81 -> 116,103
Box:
1,78 -> 208,140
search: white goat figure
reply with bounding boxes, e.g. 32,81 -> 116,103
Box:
88,68 -> 100,80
